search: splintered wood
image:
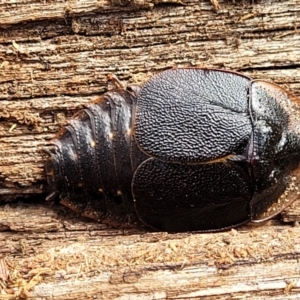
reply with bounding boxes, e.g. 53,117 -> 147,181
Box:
1,202 -> 300,299
0,0 -> 300,299
0,0 -> 300,198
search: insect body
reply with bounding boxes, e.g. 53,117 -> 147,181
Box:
45,68 -> 300,232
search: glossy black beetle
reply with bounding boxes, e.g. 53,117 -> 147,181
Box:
44,68 -> 300,232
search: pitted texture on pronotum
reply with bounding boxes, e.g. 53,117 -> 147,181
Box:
45,68 -> 300,232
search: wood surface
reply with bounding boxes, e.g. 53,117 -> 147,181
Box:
1,0 -> 300,299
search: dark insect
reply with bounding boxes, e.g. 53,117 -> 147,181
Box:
44,68 -> 300,232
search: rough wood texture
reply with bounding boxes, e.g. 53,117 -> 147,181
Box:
1,202 -> 300,299
1,0 -> 300,299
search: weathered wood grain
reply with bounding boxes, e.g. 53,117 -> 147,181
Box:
1,0 -> 300,298
1,0 -> 300,196
1,201 -> 300,299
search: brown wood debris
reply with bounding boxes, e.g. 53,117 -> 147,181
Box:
0,0 -> 300,298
